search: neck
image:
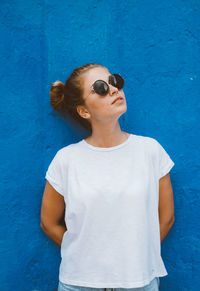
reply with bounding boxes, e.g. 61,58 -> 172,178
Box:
85,122 -> 129,148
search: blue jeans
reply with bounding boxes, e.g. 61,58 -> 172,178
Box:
57,277 -> 160,291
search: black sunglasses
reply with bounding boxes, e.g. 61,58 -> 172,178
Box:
85,73 -> 124,99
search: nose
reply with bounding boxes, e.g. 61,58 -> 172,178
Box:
108,83 -> 118,95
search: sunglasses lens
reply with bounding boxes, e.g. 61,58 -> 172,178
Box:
92,74 -> 124,97
112,74 -> 124,89
93,80 -> 109,96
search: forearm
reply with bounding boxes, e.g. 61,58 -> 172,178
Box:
41,223 -> 67,247
160,220 -> 175,242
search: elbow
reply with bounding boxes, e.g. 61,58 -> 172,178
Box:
170,215 -> 175,224
40,221 -> 48,232
168,216 -> 175,226
160,215 -> 175,226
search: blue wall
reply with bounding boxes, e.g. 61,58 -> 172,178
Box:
1,1 -> 199,290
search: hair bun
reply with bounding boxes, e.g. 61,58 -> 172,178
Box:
49,80 -> 65,111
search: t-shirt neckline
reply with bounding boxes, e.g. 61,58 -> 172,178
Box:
81,133 -> 133,151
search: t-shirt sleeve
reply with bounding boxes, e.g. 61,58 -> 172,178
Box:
45,150 -> 64,196
156,140 -> 175,180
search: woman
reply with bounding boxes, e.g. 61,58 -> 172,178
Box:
40,63 -> 175,291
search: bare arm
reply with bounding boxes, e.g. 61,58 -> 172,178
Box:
158,173 -> 175,242
40,181 -> 67,247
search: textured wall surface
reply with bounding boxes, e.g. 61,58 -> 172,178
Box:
1,0 -> 199,290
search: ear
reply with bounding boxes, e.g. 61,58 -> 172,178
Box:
76,105 -> 91,120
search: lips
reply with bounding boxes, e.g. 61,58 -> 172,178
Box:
112,96 -> 124,104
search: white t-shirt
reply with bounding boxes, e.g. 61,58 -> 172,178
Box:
45,133 -> 175,288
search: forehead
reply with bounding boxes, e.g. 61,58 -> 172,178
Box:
83,67 -> 111,89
